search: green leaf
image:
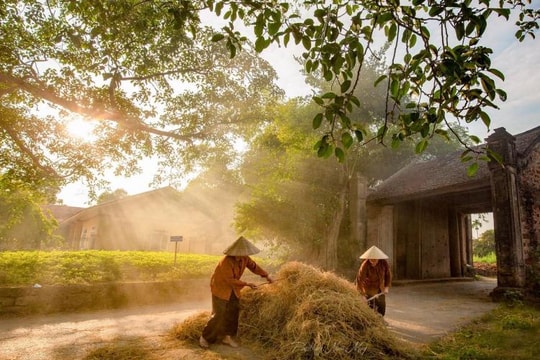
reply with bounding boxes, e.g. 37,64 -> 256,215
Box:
340,80 -> 351,93
321,92 -> 337,99
302,36 -> 311,50
479,111 -> 491,129
388,23 -> 397,42
313,96 -> 324,106
488,68 -> 505,80
390,79 -> 399,98
391,136 -> 401,149
409,34 -> 417,47
255,37 -> 267,52
429,6 -> 445,17
374,75 -> 387,87
312,113 -> 323,129
415,139 -> 428,154
254,15 -> 264,37
469,135 -> 481,144
487,148 -> 503,164
211,34 -> 225,42
335,147 -> 345,163
341,132 -> 353,149
354,130 -> 364,142
467,162 -> 479,177
268,21 -> 281,36
493,8 -> 511,20
456,22 -> 465,40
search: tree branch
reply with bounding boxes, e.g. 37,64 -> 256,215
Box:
0,120 -> 60,179
0,72 -> 197,142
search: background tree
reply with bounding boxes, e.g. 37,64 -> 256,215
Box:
473,229 -> 496,258
235,93 -> 469,271
96,189 -> 129,204
0,175 -> 60,250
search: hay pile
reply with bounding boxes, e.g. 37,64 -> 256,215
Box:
173,261 -> 414,359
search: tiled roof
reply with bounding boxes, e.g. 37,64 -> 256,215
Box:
368,125 -> 540,203
43,204 -> 84,221
58,186 -> 182,224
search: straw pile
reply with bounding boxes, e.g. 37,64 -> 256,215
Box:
173,261 -> 414,359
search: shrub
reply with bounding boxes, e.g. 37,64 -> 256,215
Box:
0,251 -> 276,286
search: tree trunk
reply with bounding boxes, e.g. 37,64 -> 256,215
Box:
320,171 -> 348,271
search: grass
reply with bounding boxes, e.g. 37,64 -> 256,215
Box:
422,302 -> 540,359
473,252 -> 497,264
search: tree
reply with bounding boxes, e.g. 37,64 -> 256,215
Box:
1,0 -> 283,201
473,229 -> 495,257
96,189 -> 129,204
209,0 -> 539,172
0,174 -> 60,250
235,91 -> 468,270
235,98 -> 346,267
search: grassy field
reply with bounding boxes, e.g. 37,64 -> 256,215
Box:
473,252 -> 497,264
0,250 -> 277,286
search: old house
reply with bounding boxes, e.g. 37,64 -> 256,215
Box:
363,125 -> 540,297
55,186 -> 236,254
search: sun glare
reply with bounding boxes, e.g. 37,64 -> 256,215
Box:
66,117 -> 97,140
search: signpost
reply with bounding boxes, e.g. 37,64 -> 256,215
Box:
170,235 -> 183,266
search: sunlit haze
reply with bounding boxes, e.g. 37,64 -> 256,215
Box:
65,116 -> 98,141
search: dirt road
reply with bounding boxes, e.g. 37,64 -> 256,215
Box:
0,278 -> 497,359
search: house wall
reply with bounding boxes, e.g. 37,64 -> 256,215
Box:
79,217 -> 100,249
519,141 -> 540,293
366,204 -> 394,271
368,199 -> 452,281
419,200 -> 451,279
394,202 -> 420,280
66,195 -> 235,254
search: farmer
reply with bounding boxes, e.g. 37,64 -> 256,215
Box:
199,236 -> 273,349
356,245 -> 392,317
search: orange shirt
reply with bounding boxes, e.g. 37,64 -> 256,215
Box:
356,259 -> 392,297
210,256 -> 269,300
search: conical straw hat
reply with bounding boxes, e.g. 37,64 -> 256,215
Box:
359,245 -> 388,259
223,236 -> 260,256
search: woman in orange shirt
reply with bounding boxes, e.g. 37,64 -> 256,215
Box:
199,236 -> 273,348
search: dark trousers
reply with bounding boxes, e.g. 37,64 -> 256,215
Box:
367,293 -> 386,316
201,292 -> 240,343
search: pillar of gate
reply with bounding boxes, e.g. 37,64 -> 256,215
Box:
487,128 -> 525,298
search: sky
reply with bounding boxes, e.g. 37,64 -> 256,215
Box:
58,6 -> 540,208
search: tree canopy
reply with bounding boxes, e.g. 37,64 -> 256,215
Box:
209,0 -> 538,171
1,0 -> 283,201
1,1 -> 538,197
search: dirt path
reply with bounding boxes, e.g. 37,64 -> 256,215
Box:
386,277 -> 497,344
0,278 -> 497,359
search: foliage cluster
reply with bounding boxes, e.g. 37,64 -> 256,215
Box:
212,1 -> 538,171
473,229 -> 495,258
0,179 -> 61,250
0,251 -> 274,286
425,303 -> 540,359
